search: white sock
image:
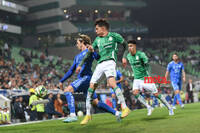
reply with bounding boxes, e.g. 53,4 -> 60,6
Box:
115,111 -> 120,116
70,113 -> 76,117
114,87 -> 127,109
86,91 -> 92,115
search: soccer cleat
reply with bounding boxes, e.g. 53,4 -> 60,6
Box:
169,108 -> 174,116
181,104 -> 184,109
121,107 -> 131,118
80,115 -> 92,125
63,116 -> 78,123
116,112 -> 122,122
147,107 -> 154,116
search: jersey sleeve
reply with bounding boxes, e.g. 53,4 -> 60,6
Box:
92,38 -> 98,50
113,32 -> 124,44
92,51 -> 100,60
167,63 -> 171,72
59,57 -> 76,83
140,52 -> 148,64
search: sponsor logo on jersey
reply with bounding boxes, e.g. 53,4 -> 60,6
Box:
144,76 -> 170,84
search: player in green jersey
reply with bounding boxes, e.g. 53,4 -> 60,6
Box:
122,40 -> 174,116
76,18 -> 130,124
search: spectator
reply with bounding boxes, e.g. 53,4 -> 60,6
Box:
186,79 -> 194,103
13,96 -> 26,122
45,93 -> 62,119
54,93 -> 64,116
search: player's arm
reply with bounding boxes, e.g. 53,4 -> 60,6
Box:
116,71 -> 124,84
165,63 -> 171,80
182,64 -> 186,82
141,52 -> 151,74
59,58 -> 76,89
76,41 -> 98,73
114,33 -> 128,67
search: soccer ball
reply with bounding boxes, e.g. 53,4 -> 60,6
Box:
77,111 -> 83,117
35,85 -> 47,98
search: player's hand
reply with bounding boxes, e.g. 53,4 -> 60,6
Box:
87,45 -> 94,52
122,58 -> 127,68
59,82 -> 63,90
76,66 -> 81,74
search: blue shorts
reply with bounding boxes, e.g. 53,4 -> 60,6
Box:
109,85 -> 122,96
171,81 -> 182,91
71,75 -> 97,99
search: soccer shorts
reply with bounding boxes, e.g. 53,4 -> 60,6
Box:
71,75 -> 97,99
171,81 -> 182,91
90,60 -> 116,84
132,79 -> 158,94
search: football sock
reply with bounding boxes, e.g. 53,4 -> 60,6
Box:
64,92 -> 75,114
114,87 -> 127,109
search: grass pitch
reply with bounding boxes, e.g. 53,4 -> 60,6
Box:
1,103 -> 200,133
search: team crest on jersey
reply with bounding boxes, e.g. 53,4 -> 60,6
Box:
109,37 -> 113,41
136,56 -> 139,60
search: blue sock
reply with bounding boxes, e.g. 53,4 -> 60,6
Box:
64,92 -> 75,113
176,93 -> 183,106
112,98 -> 117,109
97,101 -> 116,115
172,95 -> 177,106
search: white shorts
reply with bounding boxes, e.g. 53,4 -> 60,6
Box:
132,79 -> 158,94
90,60 -> 116,84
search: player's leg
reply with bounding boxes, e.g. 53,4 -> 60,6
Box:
142,82 -> 174,115
110,88 -> 117,110
176,82 -> 184,108
93,97 -> 121,122
133,80 -> 153,116
63,85 -> 77,122
172,82 -> 183,108
85,63 -> 104,117
105,60 -> 130,118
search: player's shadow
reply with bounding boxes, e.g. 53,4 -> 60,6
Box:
141,116 -> 167,121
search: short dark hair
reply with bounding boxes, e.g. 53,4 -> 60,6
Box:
95,18 -> 109,30
127,40 -> 137,45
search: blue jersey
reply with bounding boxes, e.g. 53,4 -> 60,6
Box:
60,49 -> 99,83
167,61 -> 184,83
116,70 -> 123,89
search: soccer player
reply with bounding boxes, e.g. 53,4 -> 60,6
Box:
165,53 -> 186,109
59,34 -> 121,123
122,40 -> 174,116
76,19 -> 130,125
109,70 -> 124,110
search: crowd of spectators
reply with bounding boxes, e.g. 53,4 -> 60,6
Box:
140,37 -> 200,77
0,38 -> 200,124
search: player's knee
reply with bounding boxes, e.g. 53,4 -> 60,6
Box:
90,83 -> 96,89
133,90 -> 139,95
153,93 -> 159,97
92,99 -> 99,105
64,86 -> 73,93
111,94 -> 116,98
175,90 -> 179,94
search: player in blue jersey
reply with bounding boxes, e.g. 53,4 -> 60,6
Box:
165,53 -> 186,109
59,34 -> 121,123
109,70 -> 124,110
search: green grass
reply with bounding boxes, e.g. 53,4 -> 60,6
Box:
1,103 -> 200,133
